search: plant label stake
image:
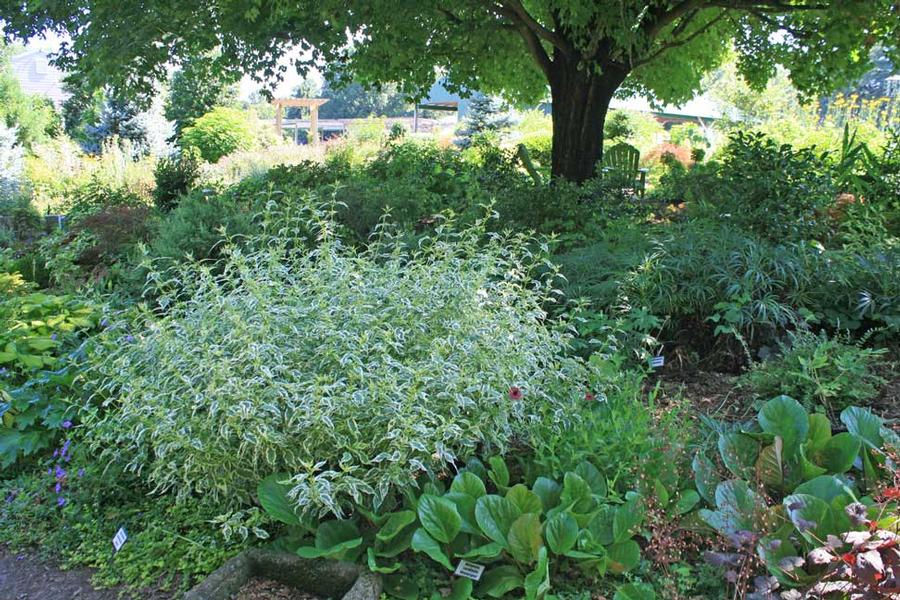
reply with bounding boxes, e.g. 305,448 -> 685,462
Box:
112,527 -> 128,552
454,560 -> 485,581
649,355 -> 665,369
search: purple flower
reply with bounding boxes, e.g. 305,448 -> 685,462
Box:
51,333 -> 57,341
77,468 -> 85,478
100,318 -> 109,327
55,482 -> 62,494
57,497 -> 66,507
125,335 -> 135,343
61,420 -> 73,430
54,465 -> 66,479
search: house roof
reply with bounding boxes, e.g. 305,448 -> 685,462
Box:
610,94 -> 721,120
9,49 -> 68,106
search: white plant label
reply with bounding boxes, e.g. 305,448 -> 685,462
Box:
649,355 -> 665,368
112,527 -> 128,552
454,560 -> 485,581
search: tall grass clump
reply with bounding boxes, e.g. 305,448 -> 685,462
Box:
83,197 -> 606,517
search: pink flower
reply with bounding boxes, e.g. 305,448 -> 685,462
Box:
507,386 -> 523,401
585,392 -> 595,402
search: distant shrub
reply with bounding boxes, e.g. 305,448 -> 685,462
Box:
144,189 -> 254,270
153,148 -> 202,211
641,143 -> 693,168
690,132 -> 837,242
181,107 -> 257,162
84,200 -> 603,516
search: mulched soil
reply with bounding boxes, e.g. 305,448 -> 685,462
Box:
231,578 -> 323,600
0,546 -> 173,600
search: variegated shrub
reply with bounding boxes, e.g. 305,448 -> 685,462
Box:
83,198 -> 611,516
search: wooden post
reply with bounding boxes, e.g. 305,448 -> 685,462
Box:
309,105 -> 319,145
275,102 -> 283,137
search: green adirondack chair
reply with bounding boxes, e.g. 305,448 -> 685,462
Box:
600,143 -> 648,197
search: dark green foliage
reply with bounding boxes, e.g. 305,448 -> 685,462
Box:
61,81 -> 106,150
697,397 -> 899,594
145,189 -> 255,269
165,53 -> 240,136
689,132 -> 837,242
153,149 -> 202,211
742,331 -> 886,414
259,455 -> 647,599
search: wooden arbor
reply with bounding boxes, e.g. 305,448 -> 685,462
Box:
272,98 -> 329,144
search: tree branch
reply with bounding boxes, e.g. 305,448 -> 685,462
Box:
633,9 -> 729,68
496,0 -> 570,53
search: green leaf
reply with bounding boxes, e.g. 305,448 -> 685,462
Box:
506,484 -> 542,515
411,528 -> 452,569
816,432 -> 861,474
296,520 -> 362,560
418,494 -> 462,544
574,461 -> 607,497
674,490 -> 701,515
366,547 -> 402,573
445,492 -> 479,534
532,477 -> 561,511
784,493 -> 837,542
758,396 -> 808,456
257,473 -> 302,527
478,566 -> 524,598
718,432 -> 759,479
488,456 -> 510,489
614,583 -> 656,600
606,540 -> 641,574
806,413 -> 832,455
652,479 -> 670,507
523,546 -> 550,600
544,511 -> 578,555
793,475 -> 852,504
451,471 -> 487,499
560,472 -> 593,513
383,574 -> 419,600
376,510 -> 417,541
613,497 -> 643,543
841,407 -> 884,450
459,542 -> 504,559
585,505 -> 615,547
475,495 -> 521,547
446,577 -> 473,600
699,480 -> 765,535
507,513 -> 543,564
692,453 -> 720,505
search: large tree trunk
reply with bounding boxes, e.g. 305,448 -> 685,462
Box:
549,60 -> 629,182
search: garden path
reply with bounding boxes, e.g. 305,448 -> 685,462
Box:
0,546 -> 172,600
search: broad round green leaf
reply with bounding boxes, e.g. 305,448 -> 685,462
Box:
478,565 -> 524,598
376,510 -> 417,541
606,539 -> 641,574
817,432 -> 861,474
451,471 -> 487,499
418,494 -> 462,544
411,528 -> 453,569
507,513 -> 543,564
475,494 -> 521,546
506,484 -> 542,515
531,477 -> 561,511
758,395 -> 808,456
544,511 -> 578,555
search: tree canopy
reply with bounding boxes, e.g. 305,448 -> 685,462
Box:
2,1 -> 898,179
